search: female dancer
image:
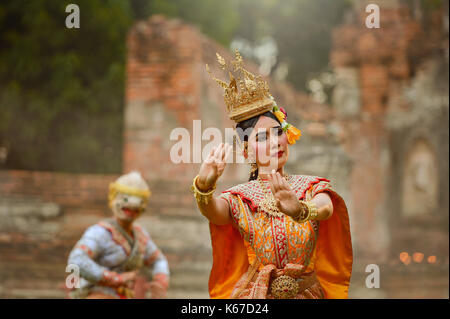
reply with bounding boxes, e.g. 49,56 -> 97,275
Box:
191,51 -> 352,299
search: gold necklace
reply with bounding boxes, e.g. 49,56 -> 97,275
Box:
257,174 -> 292,218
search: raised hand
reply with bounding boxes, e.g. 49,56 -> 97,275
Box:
268,170 -> 303,218
196,143 -> 232,192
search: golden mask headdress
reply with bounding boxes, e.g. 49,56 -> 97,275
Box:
206,49 -> 301,144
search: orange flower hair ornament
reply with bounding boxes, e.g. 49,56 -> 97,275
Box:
272,104 -> 302,145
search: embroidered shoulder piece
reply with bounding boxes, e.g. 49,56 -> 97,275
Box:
221,175 -> 331,211
97,220 -> 149,256
98,220 -> 131,255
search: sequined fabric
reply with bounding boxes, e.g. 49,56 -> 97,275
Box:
219,175 -> 330,269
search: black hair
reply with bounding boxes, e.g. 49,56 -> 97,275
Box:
235,111 -> 282,181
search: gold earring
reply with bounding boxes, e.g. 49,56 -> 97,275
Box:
248,162 -> 257,179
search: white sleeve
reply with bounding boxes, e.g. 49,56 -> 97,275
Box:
67,225 -> 109,283
143,232 -> 170,277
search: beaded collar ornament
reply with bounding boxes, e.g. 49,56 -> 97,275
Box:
257,174 -> 294,218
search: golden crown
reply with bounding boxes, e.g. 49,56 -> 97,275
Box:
206,49 -> 275,123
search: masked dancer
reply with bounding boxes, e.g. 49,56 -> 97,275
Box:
67,171 -> 169,299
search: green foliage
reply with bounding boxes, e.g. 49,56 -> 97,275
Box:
0,0 -> 132,173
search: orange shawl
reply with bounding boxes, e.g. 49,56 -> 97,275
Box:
208,176 -> 353,299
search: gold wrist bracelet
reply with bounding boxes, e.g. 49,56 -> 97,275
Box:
294,201 -> 310,223
190,175 -> 216,205
294,201 -> 318,223
307,201 -> 319,220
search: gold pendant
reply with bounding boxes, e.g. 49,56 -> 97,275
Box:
257,174 -> 292,218
258,195 -> 284,217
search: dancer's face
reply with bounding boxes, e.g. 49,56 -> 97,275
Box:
246,115 -> 289,174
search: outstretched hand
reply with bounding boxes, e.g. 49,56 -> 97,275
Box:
267,170 -> 303,218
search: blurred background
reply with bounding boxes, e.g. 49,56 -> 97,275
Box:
0,0 -> 448,298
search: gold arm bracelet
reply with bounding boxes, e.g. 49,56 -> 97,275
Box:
294,200 -> 318,223
190,175 -> 216,205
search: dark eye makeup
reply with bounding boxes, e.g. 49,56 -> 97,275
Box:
276,127 -> 283,135
255,126 -> 283,142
